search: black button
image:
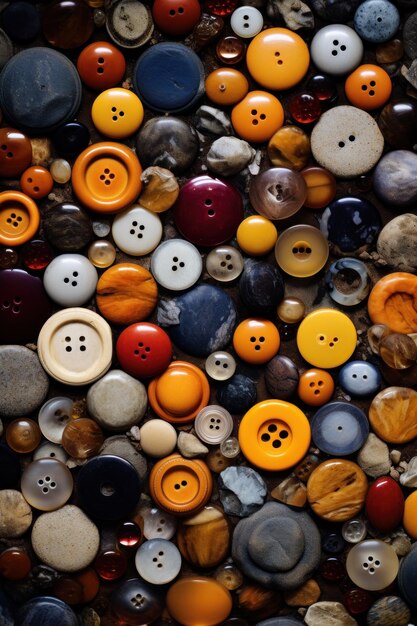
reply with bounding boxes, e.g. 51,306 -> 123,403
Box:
51,122 -> 90,159
322,531 -> 346,554
0,444 -> 20,488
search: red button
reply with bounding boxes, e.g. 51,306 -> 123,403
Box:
116,322 -> 173,379
152,0 -> 201,35
77,41 -> 126,91
174,175 -> 243,247
365,476 -> 404,533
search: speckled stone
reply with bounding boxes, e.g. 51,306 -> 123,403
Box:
219,466 -> 267,517
207,137 -> 255,176
177,432 -> 209,458
0,489 -> 32,538
0,345 -> 49,418
310,0 -> 361,21
265,356 -> 299,399
217,374 -> 257,414
239,260 -> 284,314
305,602 -> 357,626
43,203 -> 93,252
403,11 -> 417,59
373,150 -> 417,207
16,597 -> 79,626
99,435 -> 148,483
366,596 -> 410,626
377,214 -> 417,272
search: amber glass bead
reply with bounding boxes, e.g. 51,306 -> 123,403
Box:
21,239 -> 54,271
289,92 -> 321,124
0,248 -> 18,269
380,360 -> 417,387
216,35 -> 246,64
367,323 -> 392,355
344,588 -> 373,615
267,126 -> 310,171
0,548 -> 31,580
320,557 -> 346,582
94,549 -> 127,581
74,568 -> 100,603
61,418 -> 104,460
277,296 -> 305,324
301,166 -> 337,210
214,563 -> 243,590
42,0 -> 94,49
6,418 -> 41,453
53,577 -> 83,605
207,0 -> 238,16
87,240 -> 116,268
379,332 -> 417,369
117,521 -> 142,548
308,74 -> 338,104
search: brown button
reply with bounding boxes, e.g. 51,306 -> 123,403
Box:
61,417 -> 104,460
216,35 -> 246,65
6,418 -> 42,453
177,506 -> 230,568
249,167 -> 307,220
0,128 -> 32,178
0,547 -> 31,580
301,165 -> 337,209
42,0 -> 94,49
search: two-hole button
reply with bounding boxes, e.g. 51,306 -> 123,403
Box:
275,225 -> 329,278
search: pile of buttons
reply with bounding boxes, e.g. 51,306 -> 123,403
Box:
1,0 -> 417,624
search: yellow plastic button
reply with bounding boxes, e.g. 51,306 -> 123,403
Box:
246,28 -> 310,91
297,309 -> 357,368
148,361 -> 210,423
233,318 -> 280,365
236,215 -> 278,256
403,491 -> 417,540
238,399 -> 311,471
0,191 -> 40,246
274,224 -> 329,277
91,88 -> 144,139
166,577 -> 232,626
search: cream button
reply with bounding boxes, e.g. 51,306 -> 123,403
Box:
38,397 -> 74,444
346,539 -> 399,591
151,239 -> 202,290
205,246 -> 244,282
275,225 -> 329,278
195,405 -> 234,445
205,351 -> 236,381
37,308 -> 113,386
230,6 -> 263,38
310,24 -> 364,76
111,204 -> 163,256
21,458 -> 73,511
139,419 -> 177,458
135,538 -> 182,584
43,254 -> 98,307
33,442 -> 68,463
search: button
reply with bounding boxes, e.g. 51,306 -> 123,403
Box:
220,437 -> 240,459
297,369 -> 335,406
231,91 -> 284,143
277,297 -> 305,324
246,28 -> 309,90
174,175 -> 243,247
267,125 -> 310,171
206,245 -> 243,282
403,490 -> 417,539
38,397 -> 73,443
321,196 -> 381,254
310,24 -> 363,76
230,6 -> 263,38
149,453 -> 213,515
51,122 -> 90,160
42,0 -> 93,48
62,418 -> 104,460
311,402 -> 369,456
112,205 -> 162,256
369,386 -> 417,444
88,240 -> 116,268
205,351 -> 236,381
398,545 -> 417,608
21,458 -> 73,511
6,418 -> 41,453
116,322 -> 172,379
239,260 -> 284,314
354,0 -> 400,43
152,0 -> 201,35
117,521 -> 143,548
21,239 -> 53,272
345,64 -> 392,110
301,166 -> 337,209
249,168 -> 306,220
134,500 -> 177,540
338,361 -> 381,397
20,166 -> 53,199
0,547 -> 31,581
380,332 -> 417,369
50,158 -> 72,184
265,355 -> 299,399
135,539 -> 182,584
233,318 -> 280,365
148,361 -> 210,423
216,35 -> 246,64
151,239 -> 202,290
167,577 -> 232,626
346,540 -> 399,591
0,128 -> 32,178
33,442 -> 68,463
326,258 -> 371,306
236,216 -> 278,256
205,68 -> 249,106
96,551 -> 127,581
111,578 -> 164,624
106,0 -> 154,48
91,88 -> 144,139
342,519 -> 367,544
368,272 -> 417,333
0,191 -> 40,247
3,1 -> 40,42
322,532 -> 346,555
195,405 -> 233,444
76,41 -> 126,90
178,506 -> 231,569
275,225 -> 329,278
297,309 -> 357,368
216,374 -> 256,415
37,307 -> 113,386
238,399 -> 310,471
71,142 -> 142,214
139,419 -> 177,457
43,202 -> 93,253
96,263 -> 158,325
133,43 -> 204,113
378,99 -> 417,151
43,254 -> 97,308
366,476 -> 404,533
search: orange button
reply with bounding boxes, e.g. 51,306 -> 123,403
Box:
297,309 -> 357,368
148,361 -> 210,423
345,64 -> 392,111
246,28 -> 309,91
0,190 -> 40,246
238,399 -> 311,471
233,318 -> 280,364
367,272 -> 417,334
298,369 -> 335,406
149,453 -> 213,515
91,88 -> 144,139
236,215 -> 278,256
403,491 -> 417,540
301,166 -> 337,209
20,166 -> 54,199
205,68 -> 249,106
71,142 -> 142,213
231,90 -> 284,143
167,577 -> 232,626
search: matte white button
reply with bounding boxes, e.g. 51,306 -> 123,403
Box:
139,419 -> 177,457
342,518 -> 368,544
150,239 -> 202,291
137,500 -> 177,539
230,6 -> 263,38
38,397 -> 74,444
346,539 -> 399,591
112,204 -> 163,256
21,458 -> 73,511
195,405 -> 234,445
205,351 -> 236,381
43,254 -> 98,307
135,539 -> 182,584
310,24 -> 363,76
33,442 -> 69,463
205,246 -> 244,282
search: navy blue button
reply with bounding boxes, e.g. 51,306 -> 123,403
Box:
16,597 -> 78,626
398,544 -> 417,608
0,444 -> 20,488
217,374 -> 257,414
1,2 -> 40,42
354,0 -> 400,43
311,401 -> 369,456
339,360 -> 381,397
51,122 -> 90,159
239,260 -> 284,314
322,531 -> 346,554
76,455 -> 141,520
320,196 -> 382,253
133,42 -> 204,113
0,48 -> 82,134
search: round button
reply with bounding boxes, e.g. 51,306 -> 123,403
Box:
21,458 -> 73,511
230,6 -> 263,38
195,405 -> 233,444
2,2 -> 40,43
39,397 -> 74,444
135,539 -> 182,584
42,0 -> 93,49
366,476 -> 404,534
174,176 -> 243,247
139,419 -> 177,457
206,245 -> 243,282
0,547 -> 31,581
322,532 -> 346,555
205,68 -> 249,106
134,500 -> 177,540
0,191 -> 40,247
368,272 -> 417,333
297,309 -> 357,368
342,519 -> 367,544
88,240 -> 116,268
62,418 -> 104,460
326,258 -> 371,306
106,0 -> 154,49
231,91 -> 284,143
275,225 -> 329,278
37,307 -> 113,386
77,41 -> 126,91
111,578 -> 164,624
205,351 -> 236,381
249,168 -> 307,220
297,369 -> 335,406
301,166 -> 337,209
51,122 -> 90,160
20,166 -> 53,200
167,577 -> 232,626
345,64 -> 392,110
311,402 -> 369,456
148,361 -> 210,423
6,418 -> 41,453
310,24 -> 363,76
112,204 -> 162,256
267,125 -> 310,171
321,196 -> 381,254
91,88 -> 144,139
216,35 -> 246,64
151,239 -> 202,290
369,386 -> 417,444
354,0 -> 400,43
116,322 -> 172,379
338,361 -> 381,397
233,318 -> 280,365
246,28 -> 309,90
236,216 -> 278,256
403,491 -> 417,539
33,442 -> 68,463
0,128 -> 32,178
238,399 -> 310,471
277,297 -> 305,324
72,142 -> 142,214
346,540 -> 399,591
152,0 -> 201,35
43,254 -> 97,308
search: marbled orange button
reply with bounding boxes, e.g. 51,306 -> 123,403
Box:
367,272 -> 417,334
166,576 -> 232,626
369,386 -> 417,444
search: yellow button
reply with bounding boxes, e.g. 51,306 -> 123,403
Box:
238,399 -> 311,471
274,224 -> 329,277
0,191 -> 40,246
233,318 -> 280,364
91,88 -> 144,139
166,577 -> 232,626
205,68 -> 249,106
236,215 -> 278,256
246,28 -> 310,91
403,491 -> 417,540
297,309 -> 357,368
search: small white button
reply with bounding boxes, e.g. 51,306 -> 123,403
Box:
230,6 -> 263,38
43,254 -> 98,307
310,24 -> 363,75
195,405 -> 234,445
139,419 -> 177,458
33,442 -> 69,463
135,539 -> 182,584
21,458 -> 73,511
206,246 -> 244,282
205,351 -> 236,381
38,397 -> 74,444
112,204 -> 163,256
342,518 -> 367,544
150,239 -> 202,291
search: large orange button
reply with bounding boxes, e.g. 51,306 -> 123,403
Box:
71,142 -> 142,213
205,68 -> 249,106
0,191 -> 40,246
233,318 -> 280,364
367,272 -> 417,334
345,64 -> 392,111
148,361 -> 210,423
246,28 -> 309,91
238,399 -> 311,471
149,454 -> 213,515
91,88 -> 144,139
297,309 -> 357,368
167,577 -> 232,626
231,91 -> 284,143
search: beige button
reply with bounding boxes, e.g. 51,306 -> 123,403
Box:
21,458 -> 73,511
205,246 -> 244,282
33,441 -> 68,463
139,419 -> 177,458
0,489 -> 32,538
205,351 -> 236,381
37,307 -> 113,386
195,405 -> 233,445
346,539 -> 399,591
275,225 -> 329,277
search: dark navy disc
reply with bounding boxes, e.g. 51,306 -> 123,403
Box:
311,401 -> 369,456
320,196 -> 382,253
16,596 -> 78,626
51,121 -> 90,159
1,2 -> 41,42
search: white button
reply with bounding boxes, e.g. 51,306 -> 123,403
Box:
135,539 -> 182,584
21,458 -> 73,511
43,254 -> 98,307
112,204 -> 163,256
310,24 -> 363,75
33,442 -> 69,463
150,239 -> 202,291
137,499 -> 177,539
205,351 -> 236,381
342,518 -> 367,544
230,6 -> 263,38
195,405 -> 234,445
205,246 -> 244,282
346,539 -> 399,591
38,397 -> 74,444
139,419 -> 177,458
37,307 -> 113,386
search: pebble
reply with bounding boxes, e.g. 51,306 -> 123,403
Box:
305,602 -> 358,626
207,136 -> 255,176
0,489 -> 32,538
177,431 -> 209,458
219,466 -> 267,517
376,213 -> 417,272
216,375 -> 257,414
309,0 -> 361,21
30,137 -> 52,166
373,150 -> 417,206
390,449 -> 401,464
0,345 -> 49,418
99,435 -> 148,483
366,596 -> 410,626
195,105 -> 233,136
400,455 -> 417,487
266,0 -> 314,29
43,203 -> 93,252
284,579 -> 321,607
139,166 -> 179,213
388,530 -> 412,556
239,260 -> 284,314
357,433 -> 391,477
81,607 -> 101,626
265,356 -> 299,400
271,476 -> 307,508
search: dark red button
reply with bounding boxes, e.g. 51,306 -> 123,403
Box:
152,0 -> 201,35
77,41 -> 126,91
344,588 -> 373,615
173,175 -> 243,247
365,476 -> 404,533
116,322 -> 173,379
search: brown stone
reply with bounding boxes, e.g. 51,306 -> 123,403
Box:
369,386 -> 417,444
293,454 -> 320,483
139,166 -> 179,213
284,579 -> 321,607
237,584 -> 282,621
376,39 -> 403,64
177,506 -> 230,568
271,475 -> 307,507
267,125 -> 310,171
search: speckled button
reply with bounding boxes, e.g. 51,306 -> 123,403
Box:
354,0 -> 400,43
274,225 -> 329,278
106,0 -> 154,48
311,105 -> 384,178
135,539 -> 182,584
311,402 -> 369,456
112,205 -> 162,256
321,197 -> 381,254
206,245 -> 243,282
0,191 -> 40,247
151,239 -> 202,290
21,458 -> 73,511
310,25 -> 364,76
205,351 -> 236,381
338,361 -> 381,397
43,254 -> 98,307
195,405 -> 234,444
38,397 -> 73,444
346,540 -> 399,591
297,309 -> 357,368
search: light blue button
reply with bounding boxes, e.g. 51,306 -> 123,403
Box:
354,0 -> 400,43
339,360 -> 381,397
311,401 -> 369,456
